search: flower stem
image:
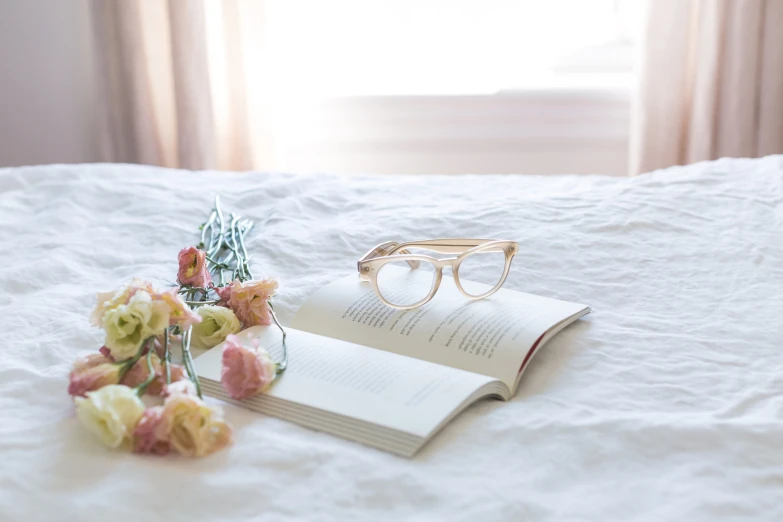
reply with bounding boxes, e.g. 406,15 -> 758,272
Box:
202,196 -> 256,286
200,210 -> 217,249
205,254 -> 231,272
268,301 -> 287,373
236,221 -> 254,280
164,329 -> 171,384
134,348 -> 157,397
178,285 -> 212,295
118,338 -> 151,379
181,326 -> 203,399
225,214 -> 245,281
215,195 -> 225,256
184,299 -> 220,306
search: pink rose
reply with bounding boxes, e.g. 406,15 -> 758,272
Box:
214,283 -> 232,306
177,247 -> 212,288
120,351 -> 189,396
157,288 -> 201,329
219,279 -> 278,327
168,363 -> 187,383
220,334 -> 277,400
68,354 -> 122,397
132,406 -> 170,455
72,353 -> 110,373
98,346 -> 114,360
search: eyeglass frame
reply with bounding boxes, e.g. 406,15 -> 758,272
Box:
357,238 -> 519,310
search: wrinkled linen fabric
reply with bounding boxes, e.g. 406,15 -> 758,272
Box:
1,157 -> 781,522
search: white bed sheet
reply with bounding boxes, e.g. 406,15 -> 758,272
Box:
1,157 -> 782,521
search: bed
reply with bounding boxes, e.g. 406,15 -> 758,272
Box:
1,157 -> 781,521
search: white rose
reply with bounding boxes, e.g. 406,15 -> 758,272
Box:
90,279 -> 154,328
191,305 -> 241,350
103,290 -> 170,360
75,385 -> 145,449
91,288 -> 124,327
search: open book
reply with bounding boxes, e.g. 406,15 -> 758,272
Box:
194,267 -> 589,457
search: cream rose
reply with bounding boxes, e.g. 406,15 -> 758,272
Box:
75,385 -> 145,450
90,278 -> 152,328
159,289 -> 201,329
160,394 -> 232,457
191,305 -> 241,350
103,290 -> 170,360
91,286 -> 133,328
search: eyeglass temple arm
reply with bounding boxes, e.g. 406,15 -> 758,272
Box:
359,241 -> 420,268
388,239 -> 505,254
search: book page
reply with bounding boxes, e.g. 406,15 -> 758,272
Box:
292,267 -> 589,390
194,325 -> 500,438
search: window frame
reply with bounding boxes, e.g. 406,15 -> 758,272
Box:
275,87 -> 632,176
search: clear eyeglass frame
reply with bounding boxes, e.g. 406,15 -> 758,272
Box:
357,238 -> 519,310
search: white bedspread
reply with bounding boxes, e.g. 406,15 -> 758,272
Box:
1,157 -> 782,521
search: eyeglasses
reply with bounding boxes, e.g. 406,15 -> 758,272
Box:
357,239 -> 519,310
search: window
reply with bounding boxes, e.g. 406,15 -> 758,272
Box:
235,1 -> 645,175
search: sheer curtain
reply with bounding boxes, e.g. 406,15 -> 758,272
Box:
630,0 -> 783,175
90,0 -> 274,171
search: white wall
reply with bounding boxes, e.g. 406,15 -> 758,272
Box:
0,0 -> 97,167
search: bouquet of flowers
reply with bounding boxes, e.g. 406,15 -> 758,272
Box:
68,198 -> 287,457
